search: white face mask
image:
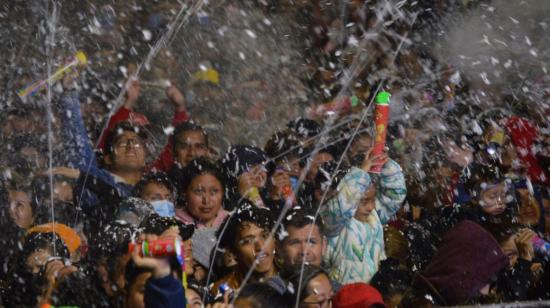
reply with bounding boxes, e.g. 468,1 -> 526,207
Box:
150,200 -> 175,217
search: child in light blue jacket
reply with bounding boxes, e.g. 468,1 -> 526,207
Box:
319,153 -> 406,284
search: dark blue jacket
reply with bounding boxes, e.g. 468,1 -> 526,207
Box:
145,275 -> 186,308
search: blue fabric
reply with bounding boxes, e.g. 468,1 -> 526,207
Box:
144,275 -> 186,308
60,91 -> 133,213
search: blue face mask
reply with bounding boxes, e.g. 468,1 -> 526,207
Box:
150,200 -> 175,217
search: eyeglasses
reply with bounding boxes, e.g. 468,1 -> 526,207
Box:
115,138 -> 143,149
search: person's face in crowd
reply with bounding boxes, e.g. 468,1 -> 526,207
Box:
186,288 -> 204,308
355,185 -> 377,223
516,188 -> 541,227
478,183 -> 507,216
301,273 -> 334,308
280,224 -> 327,267
386,293 -> 404,308
500,234 -> 519,268
192,263 -> 207,282
306,152 -> 334,183
124,271 -> 151,308
174,130 -> 208,167
442,139 -> 473,169
234,222 -> 276,276
140,182 -> 173,202
54,180 -> 73,203
349,135 -> 372,162
25,247 -> 53,273
543,197 -> 550,235
185,173 -> 223,226
8,190 -> 33,229
278,155 -> 302,179
239,164 -> 268,190
106,131 -> 146,172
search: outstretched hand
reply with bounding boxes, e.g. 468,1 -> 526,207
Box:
124,78 -> 141,109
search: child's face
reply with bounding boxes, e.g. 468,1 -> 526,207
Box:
234,222 -> 275,275
516,188 -> 540,227
355,185 -> 377,223
479,183 -> 507,216
500,235 -> 519,268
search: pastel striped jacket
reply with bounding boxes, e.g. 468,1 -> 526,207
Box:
320,159 -> 406,284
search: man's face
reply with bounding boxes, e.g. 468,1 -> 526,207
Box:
108,131 -> 146,172
306,152 -> 334,183
280,224 -> 326,267
174,130 -> 208,167
141,182 -> 173,202
233,222 -> 275,275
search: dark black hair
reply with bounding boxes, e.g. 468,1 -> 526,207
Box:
370,259 -> 412,300
264,130 -> 301,161
133,171 -> 175,199
172,121 -> 209,152
237,282 -> 293,308
464,163 -> 506,199
103,121 -> 148,156
21,232 -> 71,266
281,264 -> 329,302
216,200 -> 275,252
314,160 -> 349,191
140,213 -> 195,240
170,157 -> 225,207
87,220 -> 136,264
280,207 -> 325,239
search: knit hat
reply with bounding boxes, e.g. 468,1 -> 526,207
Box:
27,223 -> 81,255
191,227 -> 217,268
333,283 -> 385,308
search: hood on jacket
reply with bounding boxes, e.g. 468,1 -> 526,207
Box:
419,220 -> 507,306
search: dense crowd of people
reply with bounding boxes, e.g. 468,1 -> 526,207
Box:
1,1 -> 550,307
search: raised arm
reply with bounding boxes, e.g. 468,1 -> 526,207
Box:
148,85 -> 190,172
373,159 -> 406,224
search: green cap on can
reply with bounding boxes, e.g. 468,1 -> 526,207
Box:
375,91 -> 391,105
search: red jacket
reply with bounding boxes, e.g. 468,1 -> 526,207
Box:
504,115 -> 549,185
